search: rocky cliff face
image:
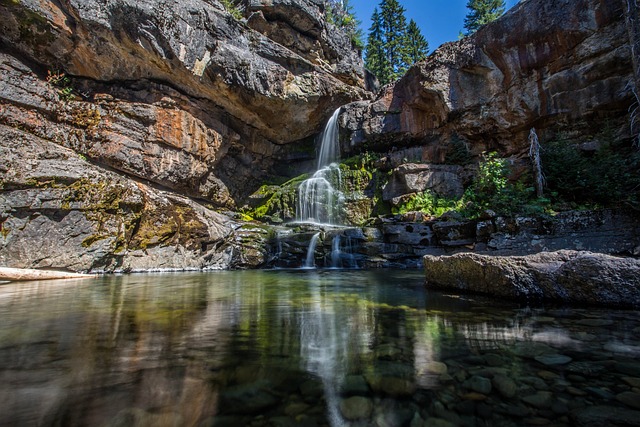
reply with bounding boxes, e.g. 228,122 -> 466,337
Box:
0,0 -> 368,205
0,0 -> 368,271
340,0 -> 637,189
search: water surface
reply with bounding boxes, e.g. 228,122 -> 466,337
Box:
0,270 -> 639,426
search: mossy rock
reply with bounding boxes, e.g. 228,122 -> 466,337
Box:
129,202 -> 208,251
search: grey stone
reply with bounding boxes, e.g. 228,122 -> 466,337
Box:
522,391 -> 554,409
617,392 -> 640,410
464,376 -> 492,395
339,396 -> 373,421
534,354 -> 573,366
492,374 -> 517,399
424,251 -> 640,308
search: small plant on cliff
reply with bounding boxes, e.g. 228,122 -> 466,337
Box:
392,190 -> 460,217
461,152 -> 539,218
46,70 -> 75,101
325,0 -> 364,50
542,138 -> 640,209
220,0 -> 243,20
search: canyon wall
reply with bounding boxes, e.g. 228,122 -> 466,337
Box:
0,0 -> 368,271
340,0 -> 637,175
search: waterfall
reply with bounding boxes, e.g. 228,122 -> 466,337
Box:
317,109 -> 340,169
304,233 -> 321,268
297,109 -> 344,225
330,235 -> 341,268
329,234 -> 358,269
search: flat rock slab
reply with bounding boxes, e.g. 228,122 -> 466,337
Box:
0,267 -> 95,282
423,250 -> 640,307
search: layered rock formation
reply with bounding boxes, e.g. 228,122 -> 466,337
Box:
0,0 -> 368,271
340,0 -> 638,202
424,250 -> 640,307
270,209 -> 640,269
0,0 -> 368,206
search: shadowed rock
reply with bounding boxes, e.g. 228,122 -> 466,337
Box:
423,250 -> 640,307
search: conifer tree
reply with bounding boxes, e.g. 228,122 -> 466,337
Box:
380,0 -> 410,81
364,8 -> 391,83
406,19 -> 429,64
365,0 -> 429,85
463,0 -> 506,34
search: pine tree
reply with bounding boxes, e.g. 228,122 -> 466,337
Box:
463,0 -> 506,34
365,0 -> 430,85
364,8 -> 391,83
406,19 -> 429,64
380,0 -> 410,81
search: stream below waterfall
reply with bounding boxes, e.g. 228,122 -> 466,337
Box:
1,270 -> 639,427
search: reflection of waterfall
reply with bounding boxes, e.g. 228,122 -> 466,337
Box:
304,233 -> 321,268
299,280 -> 348,427
297,109 -> 344,225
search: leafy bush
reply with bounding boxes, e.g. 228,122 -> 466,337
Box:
392,190 -> 461,217
220,0 -> 243,20
542,139 -> 640,209
46,70 -> 75,101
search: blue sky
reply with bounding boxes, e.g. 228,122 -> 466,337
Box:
349,0 -> 520,53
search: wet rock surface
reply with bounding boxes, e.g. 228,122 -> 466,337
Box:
424,250 -> 640,307
269,209 -> 640,270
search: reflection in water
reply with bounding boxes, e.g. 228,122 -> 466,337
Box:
0,271 -> 639,427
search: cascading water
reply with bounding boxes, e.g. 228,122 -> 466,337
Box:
304,233 -> 321,268
329,235 -> 358,269
297,109 -> 344,225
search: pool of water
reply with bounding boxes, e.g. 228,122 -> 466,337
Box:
0,269 -> 639,427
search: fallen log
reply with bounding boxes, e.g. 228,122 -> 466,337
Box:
0,267 -> 95,282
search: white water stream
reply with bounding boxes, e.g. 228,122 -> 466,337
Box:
297,109 -> 344,225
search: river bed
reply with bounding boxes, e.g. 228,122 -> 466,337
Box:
0,270 -> 639,426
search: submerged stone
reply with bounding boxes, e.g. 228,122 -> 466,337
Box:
492,374 -> 517,399
339,396 -> 373,420
522,391 -> 554,409
617,392 -> 640,410
534,354 -> 572,366
464,376 -> 492,395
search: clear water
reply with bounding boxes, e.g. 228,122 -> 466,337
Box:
0,270 -> 639,427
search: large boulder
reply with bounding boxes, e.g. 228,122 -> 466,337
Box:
382,163 -> 466,201
423,250 -> 640,307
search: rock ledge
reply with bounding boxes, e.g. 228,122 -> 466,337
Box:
423,250 -> 640,307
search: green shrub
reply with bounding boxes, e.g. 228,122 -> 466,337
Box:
392,190 -> 461,217
446,136 -> 472,165
46,70 -> 75,101
542,139 -> 640,209
220,0 -> 243,20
